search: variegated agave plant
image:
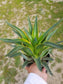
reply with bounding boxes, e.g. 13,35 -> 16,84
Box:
0,17 -> 63,75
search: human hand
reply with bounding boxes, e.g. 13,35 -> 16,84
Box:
25,63 -> 47,81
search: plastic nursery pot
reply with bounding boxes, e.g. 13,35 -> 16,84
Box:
23,54 -> 50,73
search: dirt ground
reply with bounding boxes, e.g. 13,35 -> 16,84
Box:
0,0 -> 63,84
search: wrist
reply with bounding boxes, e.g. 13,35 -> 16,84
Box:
29,71 -> 47,82
29,73 -> 47,83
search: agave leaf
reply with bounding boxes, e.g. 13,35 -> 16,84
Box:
9,52 -> 22,57
42,62 -> 53,75
39,32 -> 42,37
13,29 -> 22,38
6,21 -> 28,40
21,47 -> 33,56
19,38 -> 33,49
6,45 -> 23,56
10,44 -> 17,47
0,38 -> 33,49
40,48 -> 52,58
43,57 -> 54,61
34,57 -> 42,71
0,38 -> 22,44
41,35 -> 47,43
21,53 -> 31,60
44,42 -> 63,49
24,28 -> 32,41
46,29 -> 58,40
56,41 -> 63,44
28,16 -> 32,34
9,51 -> 31,60
23,42 -> 33,50
36,43 -> 44,49
32,16 -> 38,39
32,37 -> 38,46
39,19 -> 63,43
35,43 -> 45,54
22,61 -> 31,68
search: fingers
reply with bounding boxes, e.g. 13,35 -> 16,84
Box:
25,66 -> 28,70
42,68 -> 46,73
41,68 -> 48,81
25,66 -> 30,73
26,64 -> 48,81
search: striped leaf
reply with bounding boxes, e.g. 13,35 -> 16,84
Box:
34,57 -> 42,71
44,42 -> 63,49
35,43 -> 44,54
40,48 -> 52,58
9,52 -> 22,57
56,41 -> 63,44
24,28 -> 32,41
0,38 -> 33,49
46,29 -> 58,40
39,32 -> 42,37
36,43 -> 44,49
22,61 -> 31,68
6,21 -> 28,40
32,16 -> 38,39
6,45 -> 23,56
0,38 -> 22,44
43,57 -> 53,61
42,62 -> 53,75
32,37 -> 38,46
21,54 -> 31,60
10,44 -> 17,47
39,19 -> 63,43
13,29 -> 22,38
9,51 -> 31,60
18,38 -> 33,49
28,16 -> 32,34
21,47 -> 33,56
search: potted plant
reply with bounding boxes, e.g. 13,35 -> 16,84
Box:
0,17 -> 63,75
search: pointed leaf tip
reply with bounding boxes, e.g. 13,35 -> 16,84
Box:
6,21 -> 28,40
39,18 -> 63,43
28,16 -> 32,35
32,16 -> 38,39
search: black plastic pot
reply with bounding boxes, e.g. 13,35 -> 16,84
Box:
23,54 -> 50,73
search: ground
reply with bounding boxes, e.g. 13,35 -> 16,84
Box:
0,0 -> 63,84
